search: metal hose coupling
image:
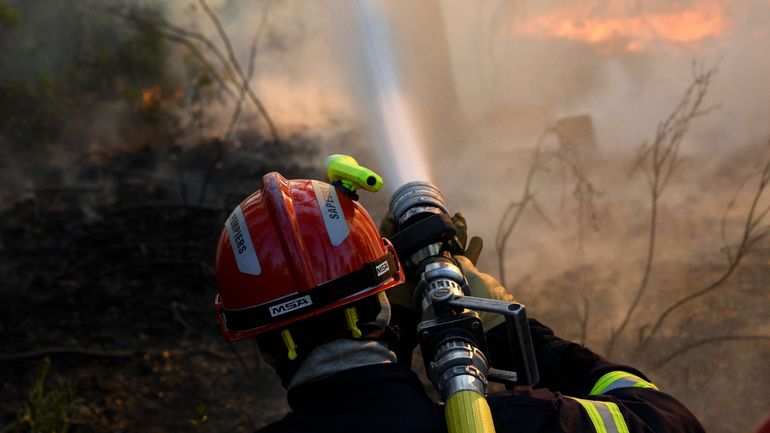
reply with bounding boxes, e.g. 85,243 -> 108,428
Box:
387,181 -> 499,433
432,340 -> 490,399
417,260 -> 467,315
389,181 -> 449,228
416,260 -> 489,399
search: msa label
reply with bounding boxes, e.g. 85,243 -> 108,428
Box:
269,295 -> 313,317
225,205 -> 261,276
311,180 -> 349,246
375,261 -> 390,277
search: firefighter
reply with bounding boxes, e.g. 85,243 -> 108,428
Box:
214,171 -> 705,433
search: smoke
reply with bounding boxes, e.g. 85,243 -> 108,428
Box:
313,1 -> 770,431
3,0 -> 770,431
156,0 -> 355,135
326,0 -> 432,189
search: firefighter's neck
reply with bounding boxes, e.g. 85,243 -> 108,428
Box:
288,337 -> 396,389
286,293 -> 395,389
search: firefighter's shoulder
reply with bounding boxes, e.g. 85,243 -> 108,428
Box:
489,373 -> 705,433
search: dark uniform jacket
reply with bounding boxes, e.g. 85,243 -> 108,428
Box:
257,320 -> 705,433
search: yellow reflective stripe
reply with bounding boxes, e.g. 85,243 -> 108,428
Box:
606,402 -> 630,433
590,371 -> 659,395
568,397 -> 629,433
591,371 -> 627,394
572,398 -> 607,433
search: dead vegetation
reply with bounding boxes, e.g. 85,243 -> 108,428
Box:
2,1 -> 769,432
496,65 -> 770,425
0,2 -> 315,432
605,63 -> 718,358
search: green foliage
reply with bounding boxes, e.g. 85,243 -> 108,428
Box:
189,400 -> 209,429
0,0 -> 21,28
16,357 -> 75,433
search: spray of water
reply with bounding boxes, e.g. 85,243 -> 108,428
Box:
349,0 -> 431,190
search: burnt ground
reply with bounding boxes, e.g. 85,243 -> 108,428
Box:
0,137 -> 315,433
1,137 -> 769,433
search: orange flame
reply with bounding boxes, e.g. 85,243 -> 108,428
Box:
141,86 -> 183,109
141,87 -> 163,108
514,1 -> 729,52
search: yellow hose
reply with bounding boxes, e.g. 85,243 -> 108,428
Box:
445,390 -> 496,433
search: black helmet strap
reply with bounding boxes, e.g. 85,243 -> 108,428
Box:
221,251 -> 398,334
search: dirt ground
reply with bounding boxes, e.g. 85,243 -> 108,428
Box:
0,140 -> 311,433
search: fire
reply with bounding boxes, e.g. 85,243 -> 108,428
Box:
141,87 -> 162,108
141,86 -> 183,109
513,1 -> 729,52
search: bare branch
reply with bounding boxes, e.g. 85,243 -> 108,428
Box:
530,198 -> 556,229
197,2 -> 272,204
578,295 -> 590,346
640,149 -> 770,349
109,6 -> 240,88
606,64 -> 717,358
197,0 -> 280,143
223,4 -> 270,143
630,142 -> 652,175
111,2 -> 280,143
156,31 -> 237,99
653,335 -> 770,369
720,172 -> 753,264
496,139 -> 549,286
549,137 -> 602,252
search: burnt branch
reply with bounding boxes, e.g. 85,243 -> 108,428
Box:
578,294 -> 590,346
197,2 -> 271,204
720,172 -> 754,264
156,31 -> 237,99
197,0 -> 280,143
653,335 -> 770,369
110,2 -> 280,143
495,134 -> 551,287
109,6 -> 239,97
605,64 -> 717,358
639,147 -> 770,350
547,145 -> 601,254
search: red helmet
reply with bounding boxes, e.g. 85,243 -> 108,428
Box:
214,171 -> 404,342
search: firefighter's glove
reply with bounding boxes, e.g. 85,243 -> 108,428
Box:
379,211 -> 484,312
451,212 -> 483,265
485,317 -> 600,394
454,255 -> 516,331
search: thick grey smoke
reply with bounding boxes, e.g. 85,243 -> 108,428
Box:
4,0 -> 767,431
308,2 -> 770,432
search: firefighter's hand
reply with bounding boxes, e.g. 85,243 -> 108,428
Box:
379,211 -> 484,312
454,255 -> 516,331
525,318 -> 601,394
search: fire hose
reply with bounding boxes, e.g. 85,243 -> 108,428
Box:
324,155 -> 539,433
386,181 -> 539,433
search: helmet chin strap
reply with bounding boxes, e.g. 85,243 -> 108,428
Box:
288,293 -> 396,389
365,291 -> 392,332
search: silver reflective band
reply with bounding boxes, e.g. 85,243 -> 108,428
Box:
568,397 -> 630,433
225,205 -> 261,275
311,180 -> 350,246
590,371 -> 659,395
